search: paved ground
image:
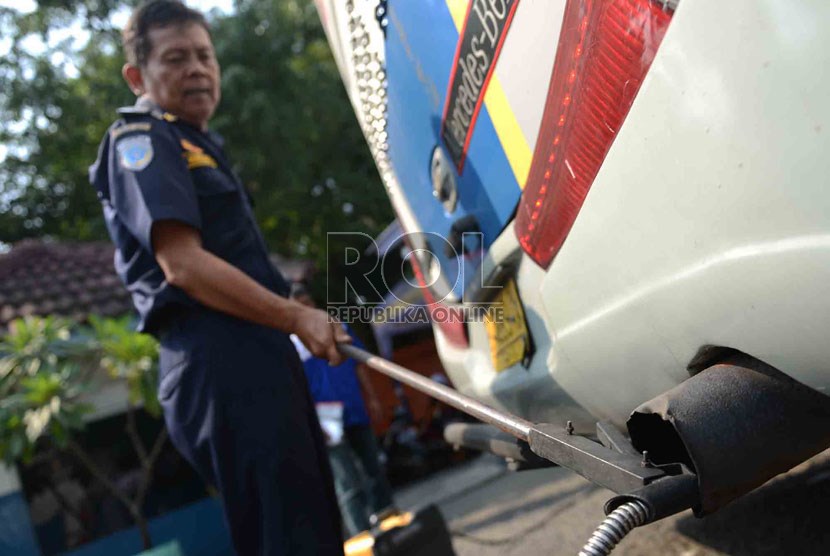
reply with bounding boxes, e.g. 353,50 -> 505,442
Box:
394,448 -> 830,555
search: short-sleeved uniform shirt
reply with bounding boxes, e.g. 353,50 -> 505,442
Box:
89,97 -> 290,334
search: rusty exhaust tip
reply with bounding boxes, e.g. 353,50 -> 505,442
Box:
627,353 -> 830,515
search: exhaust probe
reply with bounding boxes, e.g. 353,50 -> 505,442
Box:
338,343 -> 699,555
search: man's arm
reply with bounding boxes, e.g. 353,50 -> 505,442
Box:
152,220 -> 350,364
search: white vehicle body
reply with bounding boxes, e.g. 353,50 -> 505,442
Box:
316,0 -> 830,433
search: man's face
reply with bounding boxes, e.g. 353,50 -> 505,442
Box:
137,22 -> 221,128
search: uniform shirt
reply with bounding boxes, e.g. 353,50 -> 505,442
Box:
291,327 -> 371,427
89,97 -> 290,333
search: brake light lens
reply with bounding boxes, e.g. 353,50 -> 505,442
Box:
515,0 -> 674,268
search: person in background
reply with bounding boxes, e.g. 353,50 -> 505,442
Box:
290,283 -> 398,536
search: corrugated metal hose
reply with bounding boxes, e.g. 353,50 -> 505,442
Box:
578,500 -> 649,556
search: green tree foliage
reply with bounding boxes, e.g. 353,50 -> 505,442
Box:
0,316 -> 93,462
213,0 -> 393,265
0,314 -> 167,548
0,2 -> 136,242
0,315 -> 163,462
1,0 -> 393,286
88,313 -> 162,417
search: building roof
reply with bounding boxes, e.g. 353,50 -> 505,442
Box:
0,239 -> 314,329
0,240 -> 129,328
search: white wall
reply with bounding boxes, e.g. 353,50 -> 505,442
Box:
0,464 -> 21,498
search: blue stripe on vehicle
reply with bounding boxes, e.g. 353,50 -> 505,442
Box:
386,0 -> 521,293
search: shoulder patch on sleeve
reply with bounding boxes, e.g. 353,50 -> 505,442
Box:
116,134 -> 154,171
184,151 -> 218,170
180,139 -> 204,153
110,122 -> 152,141
180,139 -> 218,169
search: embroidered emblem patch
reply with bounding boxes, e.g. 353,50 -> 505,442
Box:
116,135 -> 154,171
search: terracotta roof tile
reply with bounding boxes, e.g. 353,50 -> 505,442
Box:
0,239 -> 314,330
0,240 -> 129,330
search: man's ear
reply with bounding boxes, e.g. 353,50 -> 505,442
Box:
122,63 -> 144,96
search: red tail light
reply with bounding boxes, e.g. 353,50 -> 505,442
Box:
515,0 -> 674,268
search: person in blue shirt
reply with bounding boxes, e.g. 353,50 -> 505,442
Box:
290,284 -> 396,537
88,2 -> 349,554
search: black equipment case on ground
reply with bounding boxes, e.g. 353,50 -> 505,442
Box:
345,505 -> 456,556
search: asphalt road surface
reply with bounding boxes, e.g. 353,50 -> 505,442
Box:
394,448 -> 830,555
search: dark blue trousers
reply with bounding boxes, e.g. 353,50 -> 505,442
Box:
157,308 -> 343,555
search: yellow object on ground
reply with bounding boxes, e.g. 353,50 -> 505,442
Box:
343,512 -> 414,555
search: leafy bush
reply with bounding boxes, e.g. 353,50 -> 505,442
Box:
0,316 -> 94,462
0,314 -> 165,548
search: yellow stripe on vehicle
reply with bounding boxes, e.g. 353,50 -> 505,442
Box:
445,0 -> 532,189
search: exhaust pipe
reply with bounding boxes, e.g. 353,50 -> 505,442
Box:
627,353 -> 830,514
444,422 -> 554,469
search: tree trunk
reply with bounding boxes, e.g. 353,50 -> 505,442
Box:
65,403 -> 170,552
45,482 -> 93,541
134,428 -> 168,551
123,404 -> 170,550
66,439 -> 154,549
129,507 -> 153,551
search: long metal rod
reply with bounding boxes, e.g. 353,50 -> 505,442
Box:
339,343 -> 534,441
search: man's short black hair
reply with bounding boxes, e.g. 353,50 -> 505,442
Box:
122,0 -> 210,67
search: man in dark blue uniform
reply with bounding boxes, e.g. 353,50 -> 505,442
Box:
88,2 -> 348,554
